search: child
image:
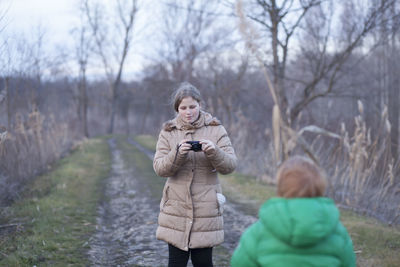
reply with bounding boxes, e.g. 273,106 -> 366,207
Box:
231,156 -> 356,267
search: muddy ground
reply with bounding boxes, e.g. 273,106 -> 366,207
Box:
88,138 -> 257,267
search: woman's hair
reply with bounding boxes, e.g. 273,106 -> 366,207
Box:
276,155 -> 326,198
172,82 -> 202,112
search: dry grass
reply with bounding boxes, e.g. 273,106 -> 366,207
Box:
0,108 -> 78,205
235,1 -> 399,225
321,104 -> 400,224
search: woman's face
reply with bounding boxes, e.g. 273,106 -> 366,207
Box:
178,96 -> 200,124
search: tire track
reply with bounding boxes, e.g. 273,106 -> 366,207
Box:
88,138 -> 168,266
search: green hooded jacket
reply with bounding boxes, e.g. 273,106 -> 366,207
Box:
231,197 -> 356,267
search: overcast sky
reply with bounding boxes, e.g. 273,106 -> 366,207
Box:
2,0 -> 78,44
1,0 -> 159,79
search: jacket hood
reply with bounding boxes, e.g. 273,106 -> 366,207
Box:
163,110 -> 221,132
259,197 -> 339,247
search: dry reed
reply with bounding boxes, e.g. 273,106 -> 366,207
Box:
235,2 -> 399,224
0,108 -> 76,205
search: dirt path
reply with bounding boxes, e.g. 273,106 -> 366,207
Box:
88,138 -> 257,266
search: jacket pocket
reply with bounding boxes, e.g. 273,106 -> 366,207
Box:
161,185 -> 170,211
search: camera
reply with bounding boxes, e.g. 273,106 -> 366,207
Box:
186,141 -> 202,152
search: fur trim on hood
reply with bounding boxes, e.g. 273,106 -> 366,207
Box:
163,111 -> 221,132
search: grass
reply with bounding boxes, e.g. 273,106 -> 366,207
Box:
135,134 -> 400,267
133,134 -> 157,152
220,172 -> 275,216
2,134 -> 397,266
341,210 -> 400,267
0,137 -> 111,267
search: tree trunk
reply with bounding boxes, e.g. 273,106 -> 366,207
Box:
388,32 -> 399,160
5,77 -> 11,130
109,87 -> 117,134
126,110 -> 130,135
140,98 -> 151,134
80,69 -> 89,138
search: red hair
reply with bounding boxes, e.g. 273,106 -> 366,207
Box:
276,156 -> 326,198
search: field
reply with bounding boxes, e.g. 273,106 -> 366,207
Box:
0,135 -> 399,266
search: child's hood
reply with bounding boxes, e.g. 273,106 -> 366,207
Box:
259,197 -> 340,247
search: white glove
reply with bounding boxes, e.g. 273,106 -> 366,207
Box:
217,193 -> 226,214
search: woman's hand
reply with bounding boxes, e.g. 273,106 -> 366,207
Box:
178,139 -> 191,155
200,139 -> 216,154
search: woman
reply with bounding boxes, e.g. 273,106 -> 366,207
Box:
153,82 -> 237,267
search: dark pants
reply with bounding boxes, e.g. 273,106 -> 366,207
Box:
168,244 -> 213,267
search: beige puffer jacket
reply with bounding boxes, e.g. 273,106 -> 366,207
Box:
153,111 -> 237,251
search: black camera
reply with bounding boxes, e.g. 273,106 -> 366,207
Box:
186,141 -> 202,152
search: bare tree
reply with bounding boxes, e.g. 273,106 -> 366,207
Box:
386,2 -> 400,159
73,4 -> 92,138
26,26 -> 47,109
238,0 -> 399,125
0,45 -> 11,129
351,0 -> 400,159
201,53 -> 249,129
235,0 -> 400,162
84,0 -> 139,134
0,3 -> 10,130
158,0 -> 233,82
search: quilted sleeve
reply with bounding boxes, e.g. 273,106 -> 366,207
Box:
204,125 -> 237,174
339,223 -> 356,267
231,222 -> 260,267
153,130 -> 187,177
